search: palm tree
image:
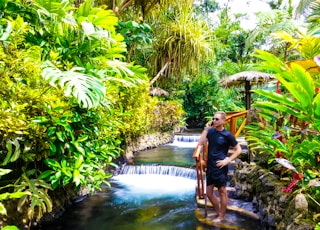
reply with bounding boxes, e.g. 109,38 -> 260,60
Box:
245,9 -> 303,61
294,0 -> 314,19
306,1 -> 320,33
147,1 -> 214,88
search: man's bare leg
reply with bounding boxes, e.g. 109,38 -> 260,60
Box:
206,184 -> 220,217
213,186 -> 228,222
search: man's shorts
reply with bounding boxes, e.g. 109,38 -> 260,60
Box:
206,166 -> 228,188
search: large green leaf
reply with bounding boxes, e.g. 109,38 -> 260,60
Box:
253,49 -> 288,71
32,0 -> 69,19
254,101 -> 309,121
314,93 -> 320,118
105,60 -> 148,87
275,64 -> 314,112
41,61 -> 105,108
253,89 -> 303,111
77,0 -> 92,17
281,82 -> 311,110
44,158 -> 61,170
89,9 -> 119,31
290,63 -> 315,98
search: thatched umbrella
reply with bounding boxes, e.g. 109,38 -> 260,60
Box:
219,71 -> 275,110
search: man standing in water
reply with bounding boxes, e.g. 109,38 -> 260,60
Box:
196,111 -> 242,222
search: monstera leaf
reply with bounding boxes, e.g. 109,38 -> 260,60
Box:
41,60 -> 105,108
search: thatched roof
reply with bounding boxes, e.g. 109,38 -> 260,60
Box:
219,71 -> 275,88
219,71 -> 275,110
149,87 -> 169,96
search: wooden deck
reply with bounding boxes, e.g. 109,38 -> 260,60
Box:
196,196 -> 260,220
195,208 -> 245,229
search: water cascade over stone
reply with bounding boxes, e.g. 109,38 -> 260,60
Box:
119,165 -> 197,179
173,134 -> 200,143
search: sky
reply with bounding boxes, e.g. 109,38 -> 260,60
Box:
227,0 -> 272,29
219,0 -> 300,13
197,0 -> 270,30
226,0 -> 271,14
209,0 -> 301,30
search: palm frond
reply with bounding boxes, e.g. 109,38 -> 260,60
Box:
149,6 -> 213,85
294,0 -> 314,19
305,1 -> 320,32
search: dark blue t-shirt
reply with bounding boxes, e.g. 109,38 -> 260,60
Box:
206,128 -> 237,169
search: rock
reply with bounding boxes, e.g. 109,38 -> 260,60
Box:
286,221 -> 315,230
295,193 -> 308,213
125,132 -> 174,159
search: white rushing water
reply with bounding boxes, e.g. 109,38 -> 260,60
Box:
167,135 -> 199,148
111,174 -> 196,203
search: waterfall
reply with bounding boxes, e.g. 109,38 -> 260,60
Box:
119,165 -> 197,180
174,134 -> 200,142
166,134 -> 200,148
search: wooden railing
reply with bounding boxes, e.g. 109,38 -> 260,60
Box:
225,110 -> 248,138
193,110 -> 248,199
192,143 -> 207,199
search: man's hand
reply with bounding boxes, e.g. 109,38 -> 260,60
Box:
201,159 -> 207,171
216,157 -> 230,168
205,120 -> 214,129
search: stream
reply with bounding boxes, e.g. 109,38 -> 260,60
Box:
39,134 -> 261,230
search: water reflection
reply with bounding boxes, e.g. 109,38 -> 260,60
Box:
133,139 -> 197,167
40,174 -> 198,230
41,174 -> 259,230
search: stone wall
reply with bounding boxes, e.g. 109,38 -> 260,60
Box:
232,160 -> 314,230
124,131 -> 174,160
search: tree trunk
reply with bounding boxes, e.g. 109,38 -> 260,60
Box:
149,61 -> 170,86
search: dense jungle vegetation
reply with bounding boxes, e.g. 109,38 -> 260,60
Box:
0,0 -> 319,229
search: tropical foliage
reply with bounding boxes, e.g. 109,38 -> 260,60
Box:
147,1 -> 214,88
179,63 -> 243,128
242,2 -> 320,227
246,49 -> 320,225
0,0 -> 185,228
1,0 -> 320,228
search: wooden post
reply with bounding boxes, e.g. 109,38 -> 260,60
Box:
193,145 -> 204,199
245,80 -> 251,110
193,142 -> 208,199
230,117 -> 236,135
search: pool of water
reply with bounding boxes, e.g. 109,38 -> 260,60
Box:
132,139 -> 197,167
40,174 -> 198,230
40,173 -> 260,230
38,137 -> 261,230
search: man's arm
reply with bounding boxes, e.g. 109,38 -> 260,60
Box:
194,128 -> 208,158
216,143 -> 242,168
